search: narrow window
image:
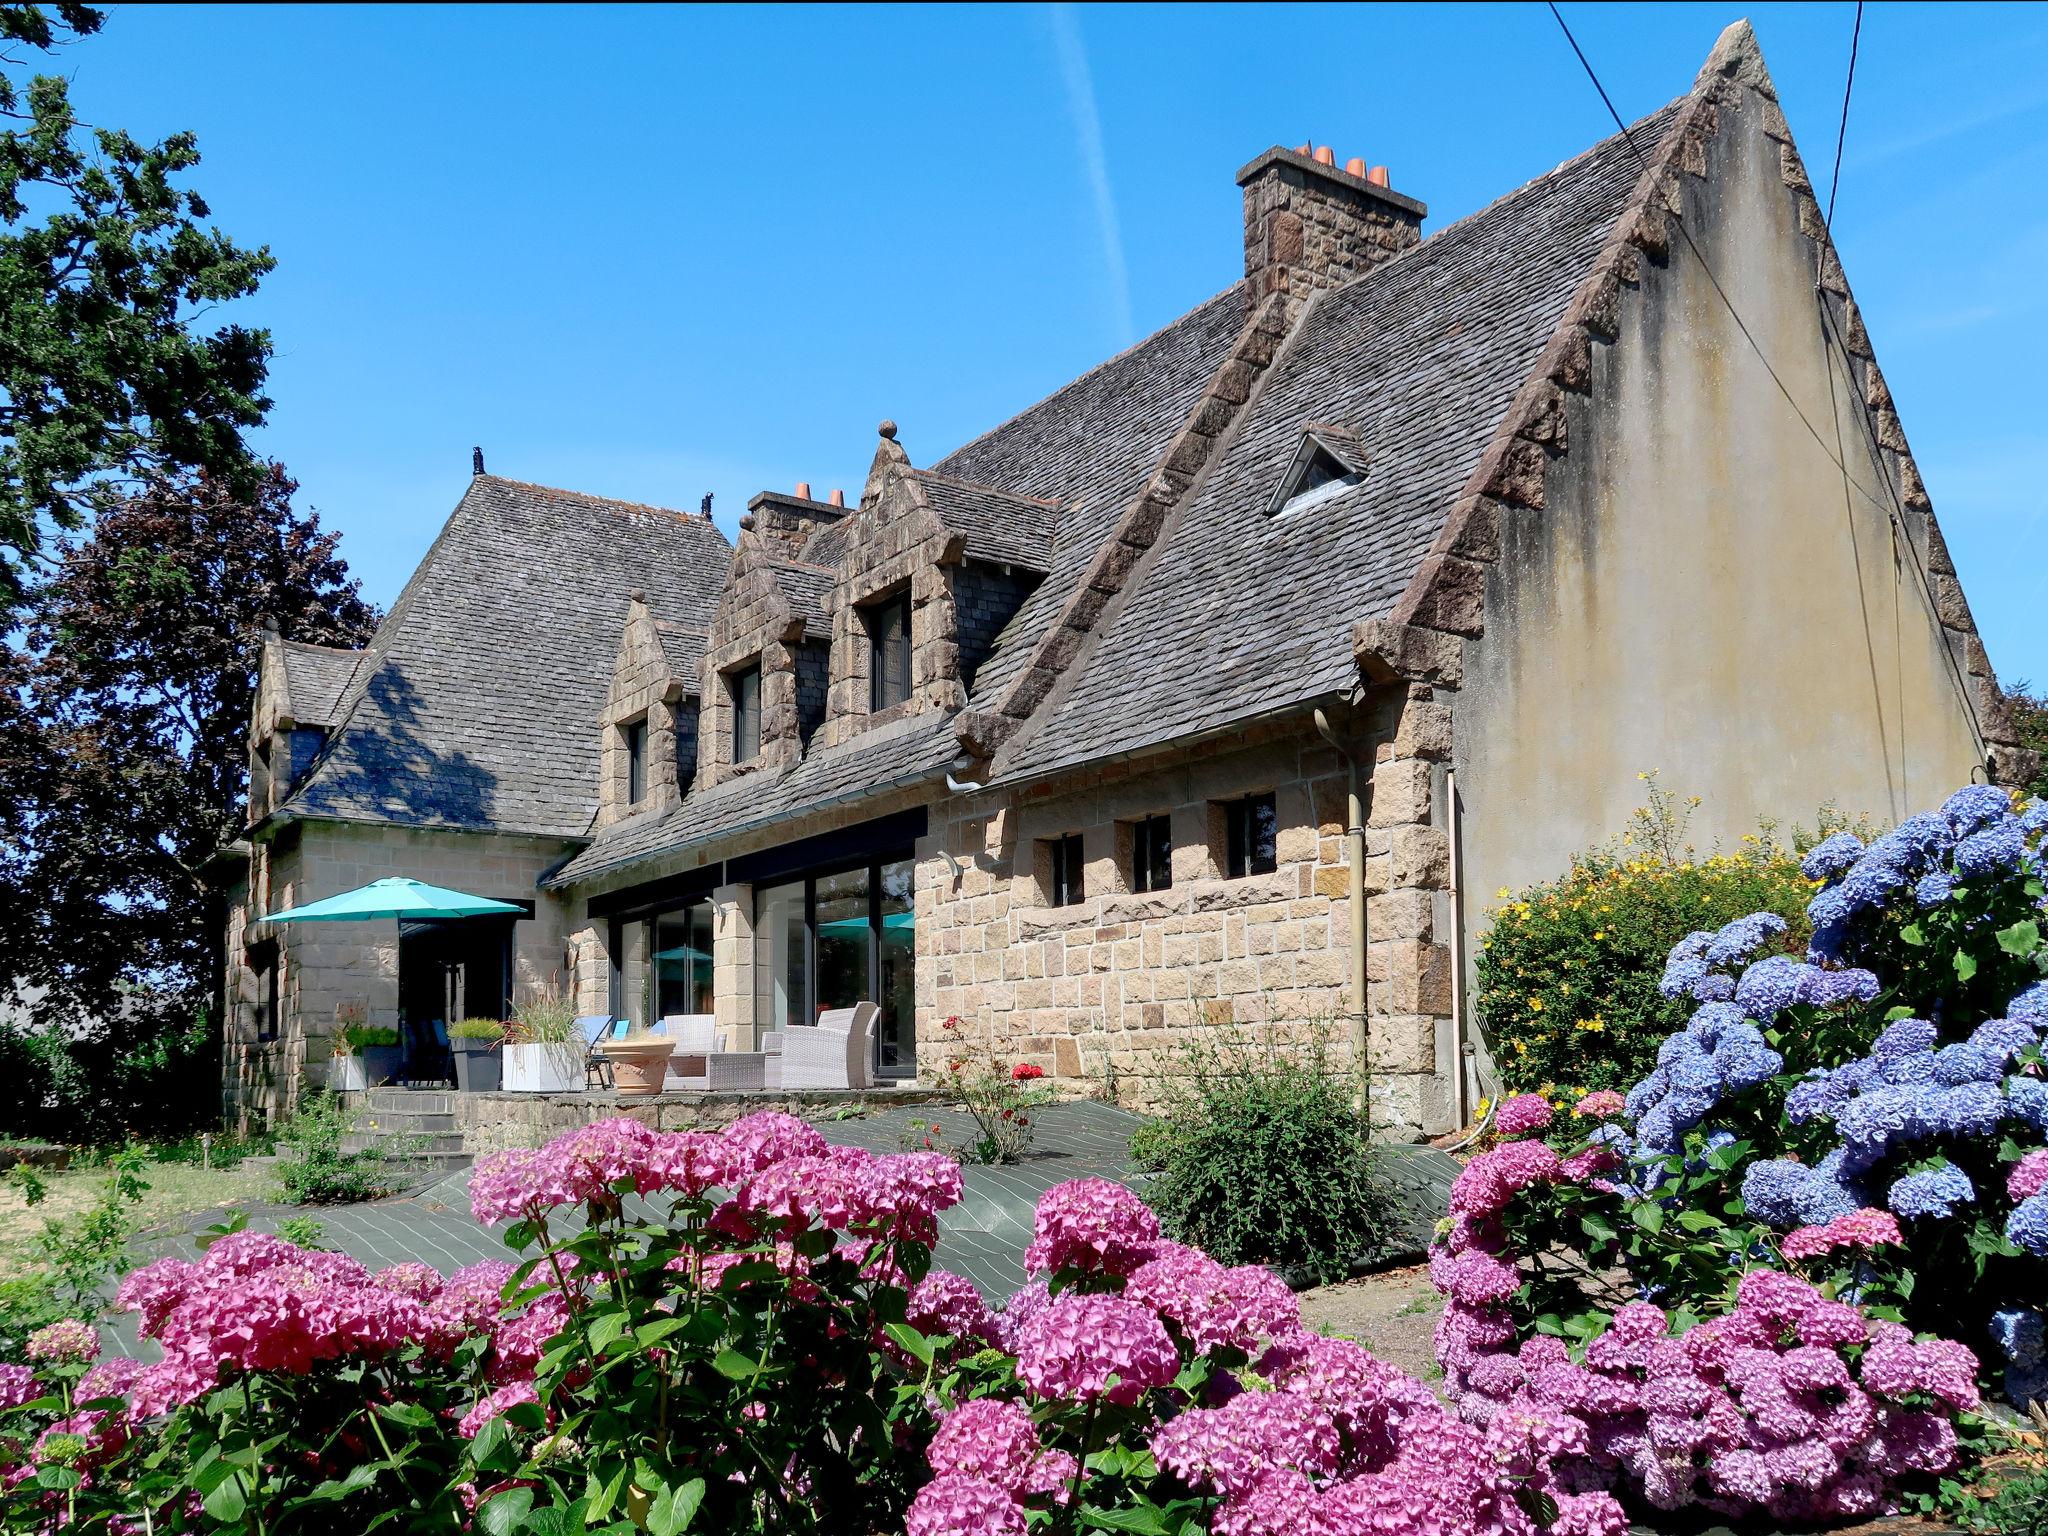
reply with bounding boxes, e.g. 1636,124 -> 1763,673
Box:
1226,792 -> 1279,878
624,718 -> 647,804
257,951 -> 279,1042
1131,814 -> 1173,893
867,593 -> 912,712
730,665 -> 762,763
1046,833 -> 1085,907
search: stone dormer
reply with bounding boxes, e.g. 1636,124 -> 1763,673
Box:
596,594 -> 703,828
247,622 -> 362,825
696,534 -> 835,789
810,422 -> 1055,751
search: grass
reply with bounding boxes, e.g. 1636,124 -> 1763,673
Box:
0,1158 -> 269,1281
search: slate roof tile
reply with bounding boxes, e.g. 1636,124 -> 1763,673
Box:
282,477 -> 730,838
912,471 -> 1062,572
279,641 -> 363,727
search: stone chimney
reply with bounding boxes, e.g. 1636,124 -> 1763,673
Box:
1237,144 -> 1426,305
742,486 -> 847,554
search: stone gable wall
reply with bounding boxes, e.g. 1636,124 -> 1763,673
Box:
698,537 -> 811,788
597,601 -> 692,828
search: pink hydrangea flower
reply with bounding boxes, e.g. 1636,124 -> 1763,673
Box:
1574,1089 -> 1628,1119
1150,1391 -> 1340,1497
2009,1148 -> 2048,1202
1780,1207 -> 1903,1261
923,1398 -> 1074,1501
1014,1293 -> 1178,1405
908,1270 -> 995,1346
1125,1246 -> 1299,1354
0,1362 -> 38,1410
75,1357 -> 142,1406
1493,1093 -> 1554,1137
904,1473 -> 1027,1536
1023,1178 -> 1161,1277
723,1110 -> 826,1170
26,1320 -> 99,1365
458,1379 -> 539,1439
371,1262 -> 444,1300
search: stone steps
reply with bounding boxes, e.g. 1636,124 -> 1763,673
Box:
342,1088 -> 474,1175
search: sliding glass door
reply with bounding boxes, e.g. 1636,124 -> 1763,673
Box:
752,853 -> 916,1077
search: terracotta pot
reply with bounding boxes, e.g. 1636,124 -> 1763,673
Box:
601,1036 -> 677,1097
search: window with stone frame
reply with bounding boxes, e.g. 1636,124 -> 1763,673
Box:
1224,791 -> 1279,878
729,664 -> 762,764
1129,814 -> 1173,893
865,590 -> 913,712
1042,833 -> 1086,907
624,716 -> 648,805
673,700 -> 698,795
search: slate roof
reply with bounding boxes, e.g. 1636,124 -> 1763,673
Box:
912,471 -> 1062,572
550,712 -> 957,885
278,641 -> 363,727
993,103 -> 1681,782
278,477 -> 730,839
768,558 -> 836,631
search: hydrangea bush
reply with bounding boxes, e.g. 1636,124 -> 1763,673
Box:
1434,784 -> 2048,1524
4,1111 -> 1622,1535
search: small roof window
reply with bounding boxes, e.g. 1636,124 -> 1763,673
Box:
1267,423 -> 1368,517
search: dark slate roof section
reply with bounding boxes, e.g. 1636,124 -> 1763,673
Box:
935,286 -> 1250,706
280,641 -> 362,727
913,471 -> 1062,572
655,623 -> 705,688
770,559 -> 835,631
549,712 -> 957,886
286,477 -> 732,838
800,520 -> 850,566
995,104 -> 1682,783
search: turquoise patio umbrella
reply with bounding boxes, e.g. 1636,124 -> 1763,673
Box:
815,911 -> 915,936
264,877 -> 524,923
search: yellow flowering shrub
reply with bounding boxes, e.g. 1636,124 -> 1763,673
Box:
1475,777 -> 1867,1093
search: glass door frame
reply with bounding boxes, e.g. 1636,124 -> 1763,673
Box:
756,848 -> 915,1080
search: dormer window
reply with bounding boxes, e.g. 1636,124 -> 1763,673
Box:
866,592 -> 912,712
1267,425 -> 1368,517
730,664 -> 762,763
624,718 -> 648,804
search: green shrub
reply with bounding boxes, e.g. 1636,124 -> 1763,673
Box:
273,1093 -> 417,1205
0,1149 -> 148,1359
1131,1026 -> 1401,1285
449,1016 -> 506,1042
1475,778 -> 1865,1096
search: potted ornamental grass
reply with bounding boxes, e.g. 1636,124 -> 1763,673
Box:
329,1024 -> 403,1092
502,984 -> 582,1094
449,1017 -> 506,1093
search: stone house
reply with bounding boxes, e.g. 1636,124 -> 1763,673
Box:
223,24 -> 2027,1136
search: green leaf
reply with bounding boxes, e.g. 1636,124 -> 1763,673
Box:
1955,949 -> 1979,982
647,1477 -> 706,1536
884,1322 -> 936,1367
711,1349 -> 761,1381
375,1399 -> 437,1429
1998,920 -> 2041,958
1900,922 -> 1925,947
1081,1507 -> 1172,1533
1675,1209 -> 1724,1233
203,1471 -> 249,1523
1630,1200 -> 1666,1234
634,1317 -> 697,1349
479,1486 -> 536,1536
307,1462 -> 384,1502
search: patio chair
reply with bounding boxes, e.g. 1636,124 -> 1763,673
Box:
660,1014 -> 719,1090
780,1002 -> 877,1092
576,1015 -> 617,1089
760,1030 -> 785,1090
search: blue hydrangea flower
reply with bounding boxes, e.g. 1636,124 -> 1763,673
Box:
1806,886 -> 1856,964
1888,1160 -> 1975,1220
1943,784 -> 2013,836
2007,1193 -> 2048,1256
1925,1081 -> 2005,1138
2009,1077 -> 2048,1132
1914,871 -> 1955,907
2011,982 -> 2048,1028
1657,932 -> 1714,999
2021,801 -> 2048,835
1874,1019 -> 1939,1062
1801,831 -> 1865,882
1991,1307 -> 2046,1370
1734,955 -> 1810,1020
1970,1017 -> 2038,1062
1740,1160 -> 1810,1227
1705,912 -> 1788,969
1932,1040 -> 2005,1086
1955,821 -> 2027,879
1691,973 -> 1735,1002
1806,968 -> 1880,1008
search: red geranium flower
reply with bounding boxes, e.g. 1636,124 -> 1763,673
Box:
1011,1063 -> 1045,1081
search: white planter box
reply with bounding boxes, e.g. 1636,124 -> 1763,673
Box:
503,1042 -> 583,1094
326,1055 -> 368,1092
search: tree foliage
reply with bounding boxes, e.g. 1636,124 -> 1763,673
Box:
1,467 -> 376,1139
2006,680 -> 2048,801
0,2 -> 274,599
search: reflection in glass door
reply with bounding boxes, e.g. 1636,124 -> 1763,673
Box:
877,859 -> 915,1073
754,879 -> 806,1035
814,867 -> 872,1020
650,902 -> 714,1022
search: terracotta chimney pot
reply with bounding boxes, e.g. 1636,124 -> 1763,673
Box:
828,489 -> 846,507
795,480 -> 811,499
1344,156 -> 1367,178
1293,142 -> 1312,156
1369,166 -> 1390,188
1313,145 -> 1336,166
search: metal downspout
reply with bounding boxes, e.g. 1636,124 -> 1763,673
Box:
1313,708 -> 1369,1111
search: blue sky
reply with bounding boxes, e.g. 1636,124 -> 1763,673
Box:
63,3 -> 2048,682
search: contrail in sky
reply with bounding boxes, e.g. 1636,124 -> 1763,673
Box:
1049,3 -> 1134,346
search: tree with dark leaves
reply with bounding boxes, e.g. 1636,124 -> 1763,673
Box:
2006,681 -> 2048,801
0,3 -> 274,601
2,467 -> 376,1139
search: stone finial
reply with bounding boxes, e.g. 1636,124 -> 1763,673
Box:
861,420 -> 912,509
627,588 -> 647,605
878,419 -> 898,441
